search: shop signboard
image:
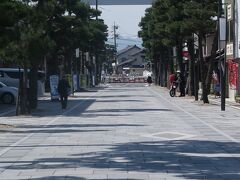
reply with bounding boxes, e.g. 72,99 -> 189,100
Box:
226,44 -> 233,56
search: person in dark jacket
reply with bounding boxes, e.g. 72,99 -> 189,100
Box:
176,71 -> 185,97
57,75 -> 70,109
147,76 -> 152,86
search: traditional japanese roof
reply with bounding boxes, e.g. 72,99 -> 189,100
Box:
117,45 -> 141,56
130,48 -> 146,56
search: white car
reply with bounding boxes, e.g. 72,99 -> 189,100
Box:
0,81 -> 18,104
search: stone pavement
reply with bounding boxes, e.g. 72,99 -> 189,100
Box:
0,83 -> 240,180
208,95 -> 240,110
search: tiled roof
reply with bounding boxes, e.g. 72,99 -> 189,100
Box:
130,48 -> 145,56
117,45 -> 141,56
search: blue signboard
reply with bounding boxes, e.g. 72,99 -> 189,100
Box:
50,75 -> 59,100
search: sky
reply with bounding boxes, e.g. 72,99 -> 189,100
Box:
98,5 -> 151,51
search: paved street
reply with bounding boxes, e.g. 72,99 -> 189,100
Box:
0,83 -> 240,180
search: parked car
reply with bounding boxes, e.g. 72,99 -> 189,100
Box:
0,68 -> 45,96
0,81 -> 18,104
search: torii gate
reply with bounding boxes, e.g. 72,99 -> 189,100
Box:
82,0 -> 153,5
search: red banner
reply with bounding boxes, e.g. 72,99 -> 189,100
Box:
228,59 -> 238,90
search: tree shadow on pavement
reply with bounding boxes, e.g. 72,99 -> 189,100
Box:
104,88 -> 143,92
0,123 -> 144,134
3,140 -> 240,179
30,99 -> 96,117
29,176 -> 139,180
85,108 -> 172,113
96,99 -> 146,103
27,176 -> 85,180
84,95 -> 154,98
0,98 -> 96,118
32,100 -> 168,118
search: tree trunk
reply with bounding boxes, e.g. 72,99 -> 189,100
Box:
48,54 -> 58,75
157,60 -> 161,86
19,64 -> 29,115
168,47 -> 174,74
176,39 -> 184,73
153,56 -> 159,85
29,65 -> 38,109
205,30 -> 218,98
194,60 -> 200,101
159,59 -> 163,87
95,52 -> 101,85
164,60 -> 168,87
200,29 -> 218,103
187,36 -> 195,96
198,31 -> 208,103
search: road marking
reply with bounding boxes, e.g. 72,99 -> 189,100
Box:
149,88 -> 240,143
142,131 -> 196,141
0,91 -> 102,157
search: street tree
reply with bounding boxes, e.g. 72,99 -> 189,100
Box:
184,0 -> 218,103
0,0 -> 108,114
139,0 -> 219,103
139,0 -> 188,86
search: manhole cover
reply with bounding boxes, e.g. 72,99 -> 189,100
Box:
143,131 -> 196,140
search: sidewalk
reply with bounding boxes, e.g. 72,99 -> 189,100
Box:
155,85 -> 240,110
195,91 -> 240,110
0,83 -> 240,179
207,94 -> 240,110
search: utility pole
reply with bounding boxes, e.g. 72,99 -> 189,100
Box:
113,22 -> 118,74
96,0 -> 98,20
113,22 -> 118,54
90,0 -> 98,86
218,0 -> 226,111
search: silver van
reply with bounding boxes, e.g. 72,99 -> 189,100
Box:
0,68 -> 45,96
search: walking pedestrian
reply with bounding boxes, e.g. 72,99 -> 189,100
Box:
146,76 -> 152,86
57,75 -> 71,110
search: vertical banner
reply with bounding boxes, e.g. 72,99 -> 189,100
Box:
73,74 -> 78,91
228,60 -> 238,89
50,75 -> 59,100
80,74 -> 87,88
65,74 -> 72,94
92,75 -> 95,86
